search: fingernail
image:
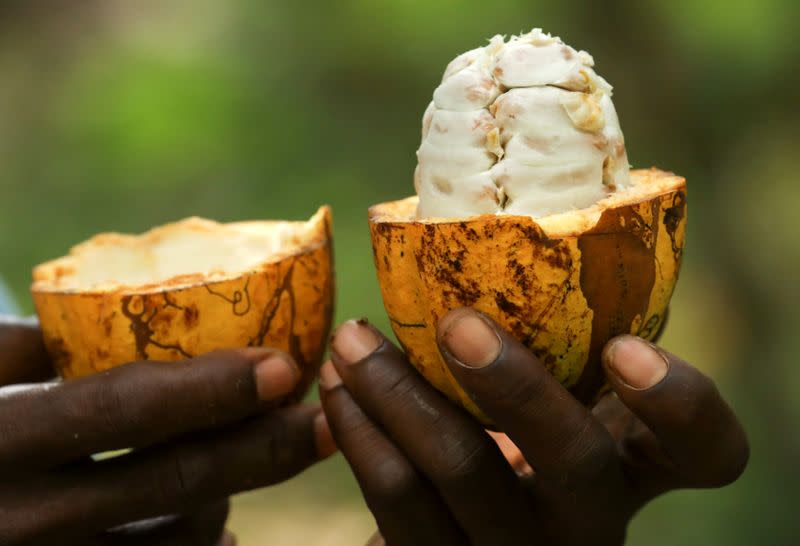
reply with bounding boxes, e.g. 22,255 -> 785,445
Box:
254,354 -> 300,401
319,360 -> 342,390
314,411 -> 338,459
439,309 -> 501,368
330,319 -> 381,365
604,336 -> 668,390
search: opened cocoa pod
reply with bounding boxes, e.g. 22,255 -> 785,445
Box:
369,29 -> 686,425
32,207 -> 334,401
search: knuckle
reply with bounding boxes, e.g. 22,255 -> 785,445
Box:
330,400 -> 374,439
256,411 -> 308,473
663,373 -> 750,488
257,415 -> 285,467
0,410 -> 32,465
496,366 -> 549,410
366,457 -> 421,511
190,367 -> 231,428
166,353 -> 254,427
153,450 -> 196,511
726,445 -> 750,484
557,416 -> 618,484
375,369 -> 418,408
151,445 -> 223,512
709,429 -> 750,487
432,437 -> 491,485
95,373 -> 138,437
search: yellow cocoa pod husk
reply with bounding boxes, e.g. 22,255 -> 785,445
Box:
369,169 -> 686,425
31,206 -> 334,402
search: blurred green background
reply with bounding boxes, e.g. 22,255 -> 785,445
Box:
1,1 -> 798,544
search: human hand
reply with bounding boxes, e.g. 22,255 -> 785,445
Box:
0,316 -> 336,546
319,310 -> 748,546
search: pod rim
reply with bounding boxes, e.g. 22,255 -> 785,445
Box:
32,206 -> 332,296
369,168 -> 685,239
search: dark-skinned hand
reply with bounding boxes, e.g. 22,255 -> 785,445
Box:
320,309 -> 749,546
0,316 -> 337,546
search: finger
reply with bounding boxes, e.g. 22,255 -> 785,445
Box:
2,404 -> 330,544
95,500 -> 229,546
330,320 -> 533,545
319,361 -> 466,546
0,348 -> 301,471
0,316 -> 53,385
603,335 -> 749,490
437,308 -> 621,492
320,363 -> 464,545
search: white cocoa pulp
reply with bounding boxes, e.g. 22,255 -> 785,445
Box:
415,29 -> 631,219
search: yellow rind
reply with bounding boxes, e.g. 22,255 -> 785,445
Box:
369,170 -> 686,424
31,207 -> 335,401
